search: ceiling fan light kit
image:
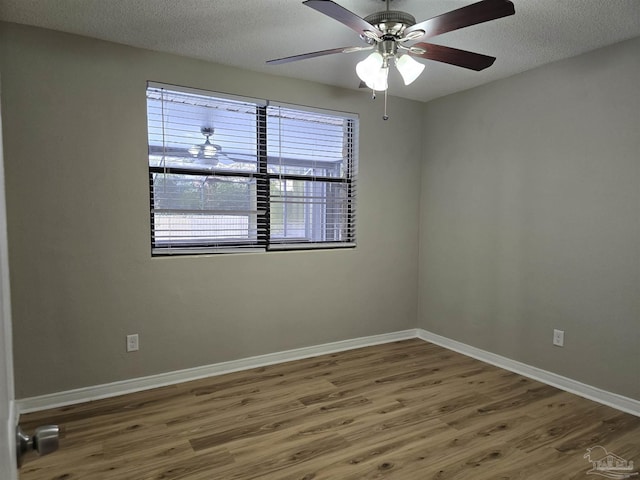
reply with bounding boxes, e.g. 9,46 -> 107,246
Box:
188,127 -> 221,164
267,0 -> 515,119
356,51 -> 384,89
395,54 -> 425,86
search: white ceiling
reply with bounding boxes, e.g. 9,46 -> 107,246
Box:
1,0 -> 639,102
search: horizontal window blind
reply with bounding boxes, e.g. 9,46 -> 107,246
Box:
146,83 -> 357,255
150,174 -> 265,247
266,105 -> 357,249
147,85 -> 265,254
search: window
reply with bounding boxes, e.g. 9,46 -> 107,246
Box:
146,83 -> 357,255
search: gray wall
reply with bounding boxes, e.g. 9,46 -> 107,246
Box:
419,37 -> 640,400
0,23 -> 423,398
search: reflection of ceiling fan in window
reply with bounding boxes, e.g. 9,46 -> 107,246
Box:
148,126 -> 234,167
188,127 -> 219,161
186,127 -> 226,166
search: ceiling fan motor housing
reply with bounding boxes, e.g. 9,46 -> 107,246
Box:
364,10 -> 416,37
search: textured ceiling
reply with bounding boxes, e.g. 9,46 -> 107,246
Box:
1,0 -> 639,102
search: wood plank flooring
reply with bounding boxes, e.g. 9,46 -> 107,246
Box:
18,339 -> 640,479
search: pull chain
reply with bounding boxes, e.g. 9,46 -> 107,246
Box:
383,89 -> 389,120
370,88 -> 389,120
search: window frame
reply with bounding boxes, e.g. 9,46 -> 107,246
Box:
147,83 -> 358,256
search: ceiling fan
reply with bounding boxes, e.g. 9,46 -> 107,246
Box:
267,0 -> 515,97
149,127 -> 235,168
187,127 -> 222,164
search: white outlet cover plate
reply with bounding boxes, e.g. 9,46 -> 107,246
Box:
553,329 -> 564,347
126,334 -> 139,352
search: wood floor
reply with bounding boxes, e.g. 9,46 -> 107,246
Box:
18,339 -> 640,480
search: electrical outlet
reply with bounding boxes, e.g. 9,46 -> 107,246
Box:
126,334 -> 139,352
553,329 -> 564,347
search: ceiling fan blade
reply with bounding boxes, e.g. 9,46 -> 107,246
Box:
342,45 -> 374,54
409,43 -> 496,71
303,0 -> 383,38
267,46 -> 361,65
404,0 -> 515,41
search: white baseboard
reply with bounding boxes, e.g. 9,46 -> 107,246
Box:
16,329 -> 418,414
417,329 -> 640,418
16,328 -> 639,418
